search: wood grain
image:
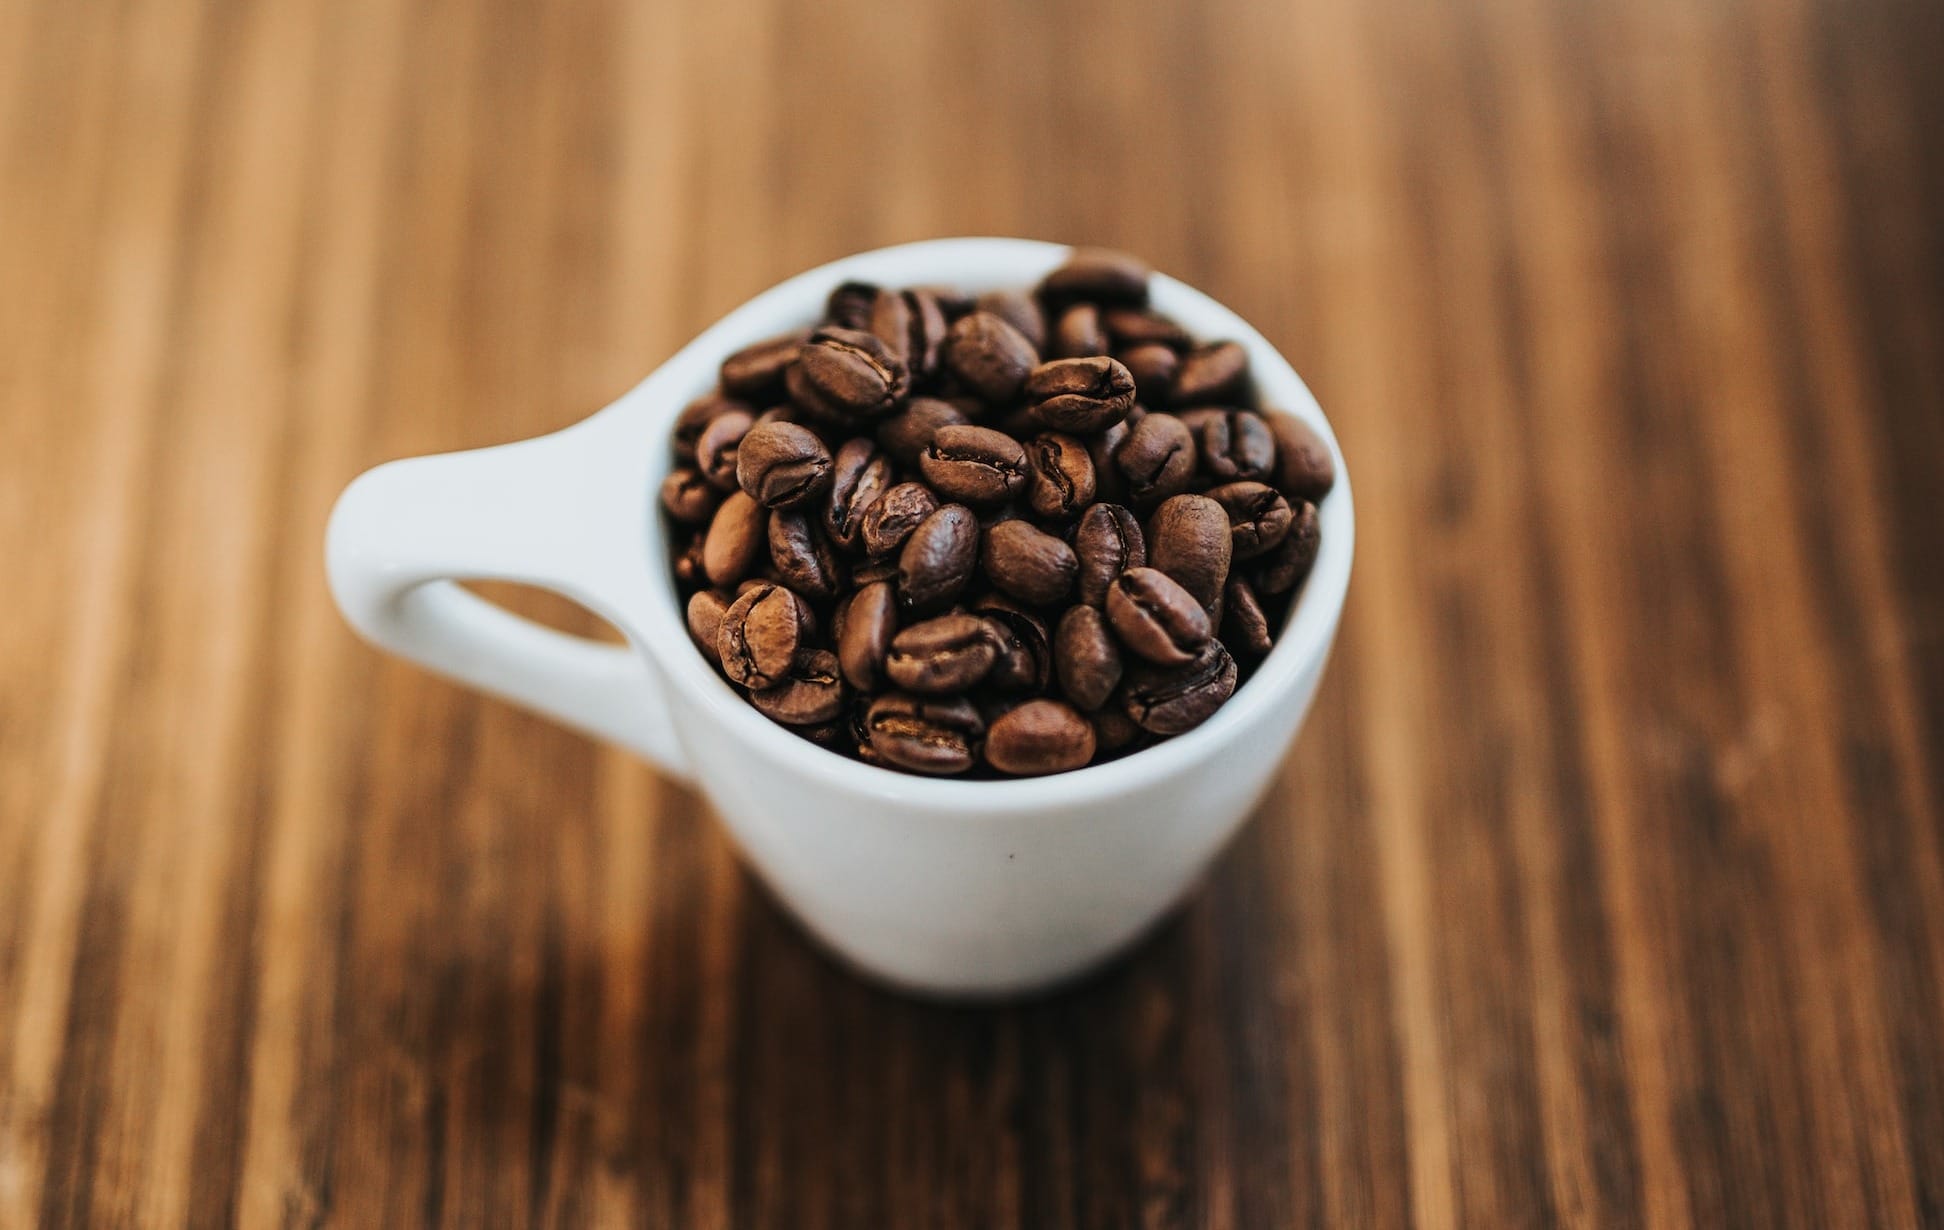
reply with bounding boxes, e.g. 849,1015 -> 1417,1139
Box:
3,0 -> 1942,1224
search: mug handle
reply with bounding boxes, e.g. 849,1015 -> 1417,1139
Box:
325,425 -> 693,782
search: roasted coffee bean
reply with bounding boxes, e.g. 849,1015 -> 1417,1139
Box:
870,287 -> 949,381
825,281 -> 879,330
674,394 -> 746,464
897,503 -> 979,613
876,396 -> 971,467
1074,502 -> 1147,606
850,556 -> 900,586
686,590 -> 732,665
1091,706 -> 1145,754
702,490 -> 769,587
791,326 -> 908,419
720,330 -> 805,400
1191,408 -> 1276,483
768,509 -> 844,599
672,529 -> 708,587
943,311 -> 1038,404
1268,411 -> 1336,503
973,596 -> 1051,692
736,420 -> 834,509
1122,640 -> 1237,734
660,467 -> 723,524
1222,575 -> 1275,658
1118,343 -> 1180,404
1146,493 -> 1234,608
696,408 -> 755,491
973,289 -> 1047,352
919,424 -> 1030,507
985,700 -> 1097,776
794,718 -> 852,751
837,579 -> 897,689
1086,420 -> 1132,503
914,284 -> 974,319
1254,498 -> 1320,594
1206,481 -> 1293,559
865,693 -> 985,775
885,613 -> 1000,693
1027,432 -> 1096,520
1051,303 -> 1108,358
750,649 -> 847,725
982,519 -> 1077,606
717,582 -> 802,690
823,437 -> 893,550
1038,248 -> 1150,306
1054,604 -> 1123,711
1172,340 -> 1249,405
861,481 -> 938,557
1025,356 -> 1137,433
1114,412 -> 1197,508
1106,567 -> 1212,665
1103,308 -> 1190,348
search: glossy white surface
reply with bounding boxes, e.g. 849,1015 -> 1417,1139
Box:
327,237 -> 1354,996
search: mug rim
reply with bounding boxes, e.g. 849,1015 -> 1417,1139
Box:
601,237 -> 1353,813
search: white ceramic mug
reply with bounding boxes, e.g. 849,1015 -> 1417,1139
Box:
326,238 -> 1353,997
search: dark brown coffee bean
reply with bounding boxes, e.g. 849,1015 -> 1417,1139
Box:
736,420 -> 833,509
750,649 -> 847,725
768,509 -> 844,599
695,408 -> 755,491
673,394 -> 746,464
672,529 -> 708,587
870,287 -> 949,381
1051,303 -> 1108,358
1223,575 -> 1275,658
1114,412 -> 1197,508
1206,481 -> 1293,560
837,579 -> 897,689
794,719 -> 852,751
1103,307 -> 1190,348
876,397 -> 971,467
1172,340 -> 1249,405
1086,420 -> 1132,503
720,330 -> 805,400
1267,411 -> 1337,503
823,437 -> 892,550
825,281 -> 879,330
1192,408 -> 1276,484
981,519 -> 1077,606
865,693 -> 985,775
886,613 -> 1000,693
1122,640 -> 1237,734
971,596 -> 1051,692
660,467 -> 723,525
850,556 -> 900,586
973,289 -> 1047,351
985,699 -> 1097,776
1054,604 -> 1123,711
1074,503 -> 1147,606
702,490 -> 769,587
686,590 -> 731,665
942,311 -> 1039,404
1145,493 -> 1233,609
860,481 -> 938,557
1106,567 -> 1212,665
1038,248 -> 1150,306
1254,498 -> 1320,594
919,424 -> 1030,508
791,326 -> 908,419
1025,356 -> 1137,433
1026,432 -> 1096,520
1117,343 -> 1180,405
914,284 -> 974,319
1091,706 -> 1145,754
897,503 -> 979,613
717,582 -> 802,690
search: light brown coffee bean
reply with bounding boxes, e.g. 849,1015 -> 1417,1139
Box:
861,481 -> 939,557
919,424 -> 1031,507
837,579 -> 897,690
1145,493 -> 1233,609
1054,604 -> 1123,711
984,699 -> 1097,775
982,519 -> 1078,606
1051,303 -> 1108,358
1267,410 -> 1337,503
702,490 -> 769,587
750,649 -> 847,725
660,467 -> 723,525
736,420 -> 834,509
717,582 -> 802,690
1206,481 -> 1293,559
791,326 -> 909,419
943,311 -> 1039,404
865,693 -> 985,775
696,408 -> 755,491
1106,567 -> 1212,665
673,394 -> 746,464
686,590 -> 732,665
1074,503 -> 1147,606
885,613 -> 1000,693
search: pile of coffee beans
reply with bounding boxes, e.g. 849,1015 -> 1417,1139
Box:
662,248 -> 1335,777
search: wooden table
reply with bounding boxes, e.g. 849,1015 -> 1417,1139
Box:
4,0 -> 1942,1224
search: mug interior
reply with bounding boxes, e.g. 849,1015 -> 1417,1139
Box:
605,238 -> 1354,813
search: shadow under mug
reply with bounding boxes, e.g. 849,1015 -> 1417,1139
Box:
326,238 -> 1355,997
